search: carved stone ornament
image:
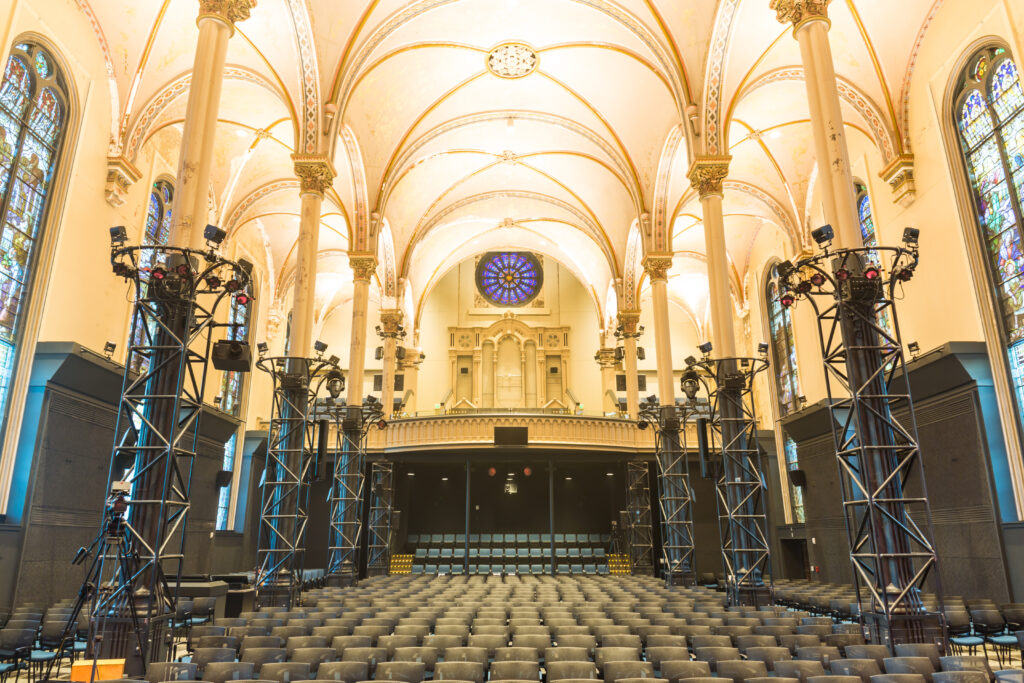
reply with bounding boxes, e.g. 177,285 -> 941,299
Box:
618,311 -> 642,336
643,255 -> 673,282
198,0 -> 256,25
594,348 -> 618,369
379,309 -> 404,336
349,254 -> 377,282
486,43 -> 539,78
881,154 -> 916,208
687,156 -> 732,198
292,154 -> 336,195
769,0 -> 830,26
104,156 -> 141,208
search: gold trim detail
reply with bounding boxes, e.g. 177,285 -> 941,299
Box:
687,156 -> 732,199
617,310 -> 641,336
486,42 -> 539,79
880,154 -> 916,208
643,255 -> 673,283
198,0 -> 256,25
104,155 -> 141,208
769,0 -> 830,26
379,309 -> 404,336
350,253 -> 377,282
292,154 -> 336,196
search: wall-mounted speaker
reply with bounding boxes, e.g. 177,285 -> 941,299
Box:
788,468 -> 807,489
215,470 -> 233,487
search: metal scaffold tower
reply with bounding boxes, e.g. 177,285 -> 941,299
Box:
366,460 -> 395,576
688,350 -> 773,607
625,460 -> 654,575
62,234 -> 251,675
639,398 -> 699,586
255,350 -> 343,607
775,229 -> 946,647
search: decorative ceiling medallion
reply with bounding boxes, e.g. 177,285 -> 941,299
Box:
486,43 -> 538,79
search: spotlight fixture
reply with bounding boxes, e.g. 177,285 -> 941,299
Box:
204,224 -> 227,246
903,227 -> 920,246
151,266 -> 167,280
606,472 -> 614,477
811,224 -> 834,246
796,280 -> 812,293
205,275 -> 222,288
864,265 -> 880,280
895,267 -> 914,282
698,341 -> 713,355
684,355 -> 697,367
780,292 -> 796,307
376,419 -> 388,430
523,467 -> 532,476
407,472 -> 415,477
681,370 -> 700,400
236,294 -> 251,306
908,341 -> 921,359
757,342 -> 769,355
326,369 -> 345,399
224,278 -> 241,292
109,225 -> 128,245
798,395 -> 807,406
777,260 -> 796,279
637,421 -> 648,430
564,476 -> 573,481
257,342 -> 269,355
103,341 -> 116,359
314,340 -> 328,355
328,354 -> 340,366
835,268 -> 851,281
488,467 -> 496,477
441,477 -> 449,482
175,262 -> 190,277
810,272 -> 826,287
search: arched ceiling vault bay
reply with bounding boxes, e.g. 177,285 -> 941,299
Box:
80,0 -> 947,332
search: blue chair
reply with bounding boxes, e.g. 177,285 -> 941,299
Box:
517,548 -> 529,559
569,548 -> 581,559
530,548 -> 542,559
441,548 -> 454,559
570,564 -> 583,574
454,548 -> 466,559
438,564 -> 451,574
584,564 -> 597,574
469,534 -> 480,543
425,564 -> 438,573
530,564 -> 543,574
556,548 -> 568,559
469,548 -> 479,558
451,565 -> 464,575
598,565 -> 610,575
408,534 -> 420,545
411,565 -> 424,575
595,548 -> 606,559
557,564 -> 570,574
478,564 -> 490,574
428,548 -> 441,559
431,534 -> 443,544
517,564 -> 530,575
516,533 -> 528,544
541,534 -> 552,544
489,548 -> 501,559
480,533 -> 492,544
443,533 -> 455,545
528,534 -> 540,545
415,548 -> 427,560
480,548 -> 492,559
504,547 -> 516,558
504,564 -> 516,574
554,534 -> 565,544
455,534 -> 466,545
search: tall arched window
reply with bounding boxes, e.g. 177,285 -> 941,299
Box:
855,183 -> 895,342
215,290 -> 253,530
0,43 -> 66,424
129,179 -> 173,373
766,264 -> 805,523
954,46 -> 1024,429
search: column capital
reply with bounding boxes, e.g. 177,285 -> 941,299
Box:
617,310 -> 642,336
198,0 -> 256,26
687,156 -> 731,199
594,348 -> 619,369
399,348 -> 424,370
378,309 -> 404,337
769,0 -> 830,28
643,254 -> 673,283
349,253 -> 377,282
104,155 -> 141,208
292,154 -> 336,196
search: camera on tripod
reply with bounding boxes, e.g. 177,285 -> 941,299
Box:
104,481 -> 131,537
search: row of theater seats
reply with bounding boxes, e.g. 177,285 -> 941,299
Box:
108,574 -> 1023,683
407,533 -> 612,575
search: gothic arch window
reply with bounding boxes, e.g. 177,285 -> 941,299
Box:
855,182 -> 895,342
215,283 -> 254,530
0,42 -> 67,424
765,263 -> 805,523
954,46 -> 1024,431
129,179 -> 173,373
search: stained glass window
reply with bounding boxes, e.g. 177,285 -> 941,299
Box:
216,433 -> 237,531
955,47 -> 1024,434
0,43 -> 66,427
766,265 -> 800,416
219,293 -> 252,417
475,252 -> 543,307
784,437 -> 805,524
129,179 -> 173,374
855,183 -> 896,347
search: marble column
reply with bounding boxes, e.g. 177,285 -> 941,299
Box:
288,156 -> 334,357
346,255 -> 376,405
399,349 -> 423,414
645,255 -> 676,406
595,348 -> 619,414
688,157 -> 736,356
618,311 -> 642,417
377,310 -> 403,417
170,0 -> 255,248
771,0 -> 860,249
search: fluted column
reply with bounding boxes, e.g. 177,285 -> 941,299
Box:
771,0 -> 859,249
170,0 -> 255,247
288,156 -> 335,357
688,157 -> 736,356
618,311 -> 642,417
645,255 -> 676,405
595,348 -> 619,414
377,310 -> 403,417
347,255 -> 376,405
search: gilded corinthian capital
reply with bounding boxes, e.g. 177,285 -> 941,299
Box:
643,255 -> 673,283
292,155 -> 336,196
349,254 -> 377,282
769,0 -> 830,26
687,156 -> 731,199
198,0 -> 256,25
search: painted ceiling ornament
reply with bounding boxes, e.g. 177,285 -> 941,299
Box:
487,43 -> 539,79
769,0 -> 830,26
687,156 -> 732,199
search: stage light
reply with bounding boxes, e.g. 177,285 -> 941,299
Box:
152,266 -> 167,280
810,272 -> 826,287
811,224 -> 834,246
328,354 -> 340,366
908,341 -> 921,358
895,267 -> 914,282
376,419 -> 388,430
523,467 -> 532,476
488,467 -> 496,477
637,421 -> 648,430
564,476 -> 573,481
109,226 -> 128,245
798,395 -> 807,406
407,472 -> 415,477
684,355 -> 697,367
681,370 -> 700,400
257,342 -> 269,355
205,275 -> 222,288
698,342 -> 713,355
836,268 -> 851,281
204,224 -> 227,246
175,262 -> 190,277
758,342 -> 769,355
903,227 -> 920,246
224,278 -> 241,292
864,265 -> 880,280
314,340 -> 328,355
441,477 -> 449,482
327,370 -> 344,399
780,293 -> 795,307
236,294 -> 251,306
606,472 -> 614,477
777,260 -> 795,279
796,280 -> 812,293
103,341 -> 116,359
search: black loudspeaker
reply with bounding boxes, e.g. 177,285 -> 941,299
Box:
494,426 -> 528,446
696,418 -> 712,479
314,418 -> 329,480
215,470 -> 233,487
637,347 -> 646,360
788,468 -> 807,489
212,339 -> 252,371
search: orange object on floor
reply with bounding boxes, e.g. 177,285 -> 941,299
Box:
70,658 -> 125,682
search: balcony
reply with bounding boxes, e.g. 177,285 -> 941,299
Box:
366,411 -> 661,452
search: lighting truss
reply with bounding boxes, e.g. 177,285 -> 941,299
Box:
777,245 -> 946,646
255,354 -> 342,607
366,461 -> 395,576
626,460 -> 654,575
98,245 -> 248,673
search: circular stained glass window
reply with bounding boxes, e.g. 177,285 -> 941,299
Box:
475,252 -> 543,307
